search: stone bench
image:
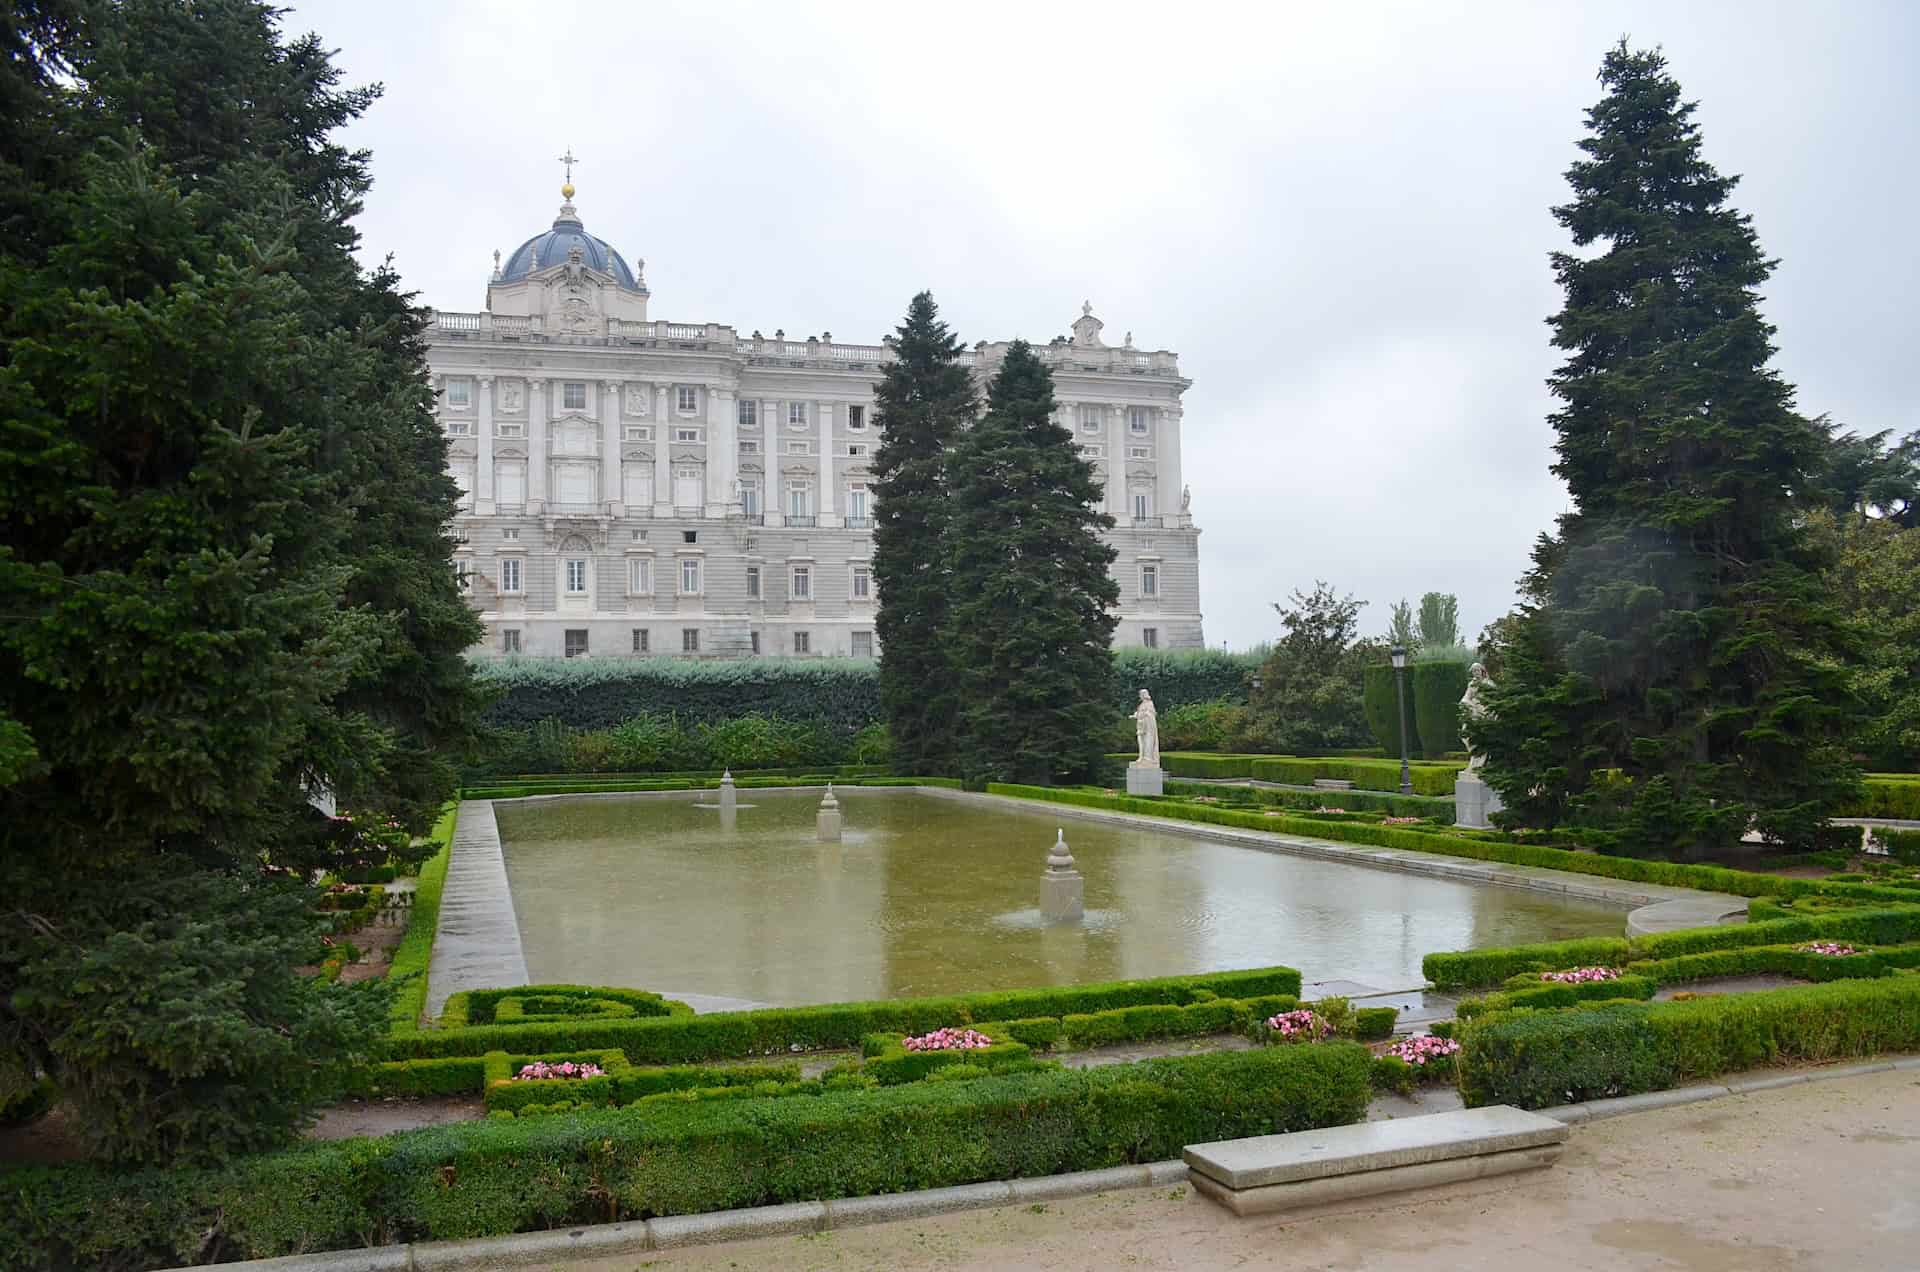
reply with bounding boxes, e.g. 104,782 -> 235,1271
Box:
1311,778 -> 1355,790
1183,1106 -> 1568,1216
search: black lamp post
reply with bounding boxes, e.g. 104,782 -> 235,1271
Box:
1390,644 -> 1413,795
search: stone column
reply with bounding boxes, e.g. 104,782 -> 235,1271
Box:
653,384 -> 672,517
600,380 -> 622,515
765,398 -> 782,526
1162,404 -> 1185,524
817,400 -> 837,527
526,377 -> 548,512
476,375 -> 496,513
1108,404 -> 1129,520
709,385 -> 737,515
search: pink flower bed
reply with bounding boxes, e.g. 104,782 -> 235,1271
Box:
902,1027 -> 994,1052
1266,1009 -> 1332,1042
514,1061 -> 605,1081
1386,1035 -> 1461,1066
1381,816 -> 1422,826
1796,942 -> 1862,957
1540,966 -> 1621,984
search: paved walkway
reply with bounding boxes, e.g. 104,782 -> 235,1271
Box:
561,1066 -> 1920,1271
424,800 -> 528,1018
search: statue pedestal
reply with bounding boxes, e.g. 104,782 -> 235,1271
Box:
816,784 -> 842,842
1454,772 -> 1505,830
1040,829 -> 1084,923
1126,763 -> 1164,797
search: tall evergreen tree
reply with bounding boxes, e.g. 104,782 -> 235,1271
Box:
945,341 -> 1118,783
869,292 -> 976,773
1476,43 -> 1858,857
0,0 -> 482,1161
1416,592 -> 1460,649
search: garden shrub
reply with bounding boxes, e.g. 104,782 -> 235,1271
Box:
1058,1000 -> 1244,1048
442,985 -> 690,1028
1248,757 -> 1461,796
1160,752 -> 1258,779
0,1045 -> 1369,1269
1843,778 -> 1920,821
1352,1007 -> 1399,1040
1625,944 -> 1903,986
863,1031 -> 1032,1085
1883,828 -> 1920,865
387,809 -> 456,1033
1361,664 -> 1405,758
384,966 -> 1303,1063
1456,974 -> 1658,1019
1459,976 -> 1920,1109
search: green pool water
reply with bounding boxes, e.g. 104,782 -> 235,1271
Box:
493,790 -> 1625,1005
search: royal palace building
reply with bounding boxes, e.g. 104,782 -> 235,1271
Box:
428,181 -> 1203,659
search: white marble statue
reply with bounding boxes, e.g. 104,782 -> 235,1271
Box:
1180,483 -> 1192,513
1460,662 -> 1493,772
1132,689 -> 1160,767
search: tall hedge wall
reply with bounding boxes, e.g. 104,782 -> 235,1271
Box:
479,648 -> 1262,733
1361,664 -> 1404,758
1411,661 -> 1470,759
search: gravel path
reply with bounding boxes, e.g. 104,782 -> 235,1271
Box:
561,1065 -> 1920,1272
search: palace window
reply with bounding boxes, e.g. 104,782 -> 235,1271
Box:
846,443 -> 868,458
563,381 -> 587,411
632,628 -> 650,653
564,629 -> 589,657
1079,405 -> 1103,433
1129,446 -> 1151,459
746,565 -> 761,599
502,527 -> 520,541
1129,406 -> 1152,434
1140,563 -> 1159,597
682,628 -> 700,653
742,483 -> 762,517
565,558 -> 588,595
791,566 -> 811,601
1133,491 -> 1152,521
625,424 -> 652,442
680,558 -> 702,595
677,385 -> 698,414
793,631 -> 811,654
501,629 -> 521,654
786,440 -> 811,455
737,398 -> 758,427
739,440 -> 760,454
787,484 -> 813,518
445,379 -> 471,408
847,405 -> 866,430
499,558 -> 522,593
851,565 -> 871,600
851,631 -> 873,658
445,417 -> 472,437
787,401 -> 808,427
1142,627 -> 1159,649
750,631 -> 761,654
674,426 -> 702,443
629,559 -> 653,594
496,419 -> 524,438
846,485 -> 870,522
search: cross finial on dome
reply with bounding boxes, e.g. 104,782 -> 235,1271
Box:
558,145 -> 579,199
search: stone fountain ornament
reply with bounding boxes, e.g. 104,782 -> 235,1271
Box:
718,767 -> 737,814
816,781 -> 842,842
1126,688 -> 1164,796
1040,827 -> 1085,923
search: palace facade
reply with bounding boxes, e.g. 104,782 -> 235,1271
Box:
428,183 -> 1203,659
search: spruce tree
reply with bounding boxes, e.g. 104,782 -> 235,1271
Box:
945,341 -> 1118,783
1477,43 -> 1859,857
0,0 -> 482,1161
870,292 -> 976,773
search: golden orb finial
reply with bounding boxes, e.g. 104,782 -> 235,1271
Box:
561,181 -> 575,199
558,147 -> 579,203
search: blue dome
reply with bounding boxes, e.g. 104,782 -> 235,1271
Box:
499,202 -> 642,291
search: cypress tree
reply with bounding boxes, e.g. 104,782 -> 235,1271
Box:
945,341 -> 1118,783
1477,43 -> 1859,857
870,292 -> 976,773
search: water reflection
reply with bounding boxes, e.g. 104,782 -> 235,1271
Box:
494,791 -> 1625,1005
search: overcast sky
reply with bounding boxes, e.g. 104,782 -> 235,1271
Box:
288,0 -> 1919,651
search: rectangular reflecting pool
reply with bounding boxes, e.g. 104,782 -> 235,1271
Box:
494,790 -> 1625,1005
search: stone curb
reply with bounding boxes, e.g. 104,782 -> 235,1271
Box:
1544,1057 -> 1914,1125
168,1162 -> 1188,1271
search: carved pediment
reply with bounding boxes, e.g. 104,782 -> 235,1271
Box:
671,449 -> 705,464
496,446 -> 528,460
739,461 -> 764,476
623,448 -> 653,462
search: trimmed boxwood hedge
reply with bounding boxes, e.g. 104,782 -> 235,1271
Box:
1425,907 -> 1920,989
386,810 -> 456,1031
1455,974 -> 1659,1019
0,1044 -> 1369,1270
463,775 -> 961,799
383,966 -> 1304,1063
1458,976 -> 1920,1109
440,985 -> 691,1029
1624,943 -> 1910,986
1247,757 -> 1461,796
1160,752 -> 1261,779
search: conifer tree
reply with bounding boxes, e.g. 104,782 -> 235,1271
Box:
945,341 -> 1118,783
1476,43 -> 1859,857
0,0 -> 483,1161
870,292 -> 976,773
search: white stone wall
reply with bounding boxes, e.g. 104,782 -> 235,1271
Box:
431,265 -> 1201,657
